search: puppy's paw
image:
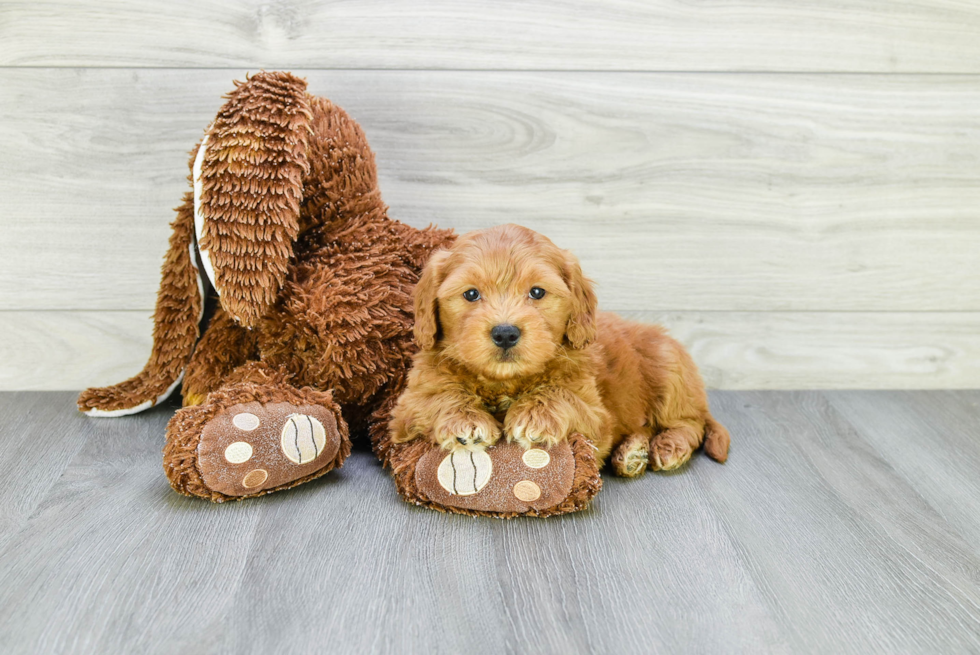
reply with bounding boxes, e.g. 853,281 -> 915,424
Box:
388,410 -> 424,444
649,431 -> 695,471
434,411 -> 501,451
611,433 -> 649,478
505,404 -> 568,450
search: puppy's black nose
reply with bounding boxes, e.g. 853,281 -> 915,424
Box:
491,324 -> 521,349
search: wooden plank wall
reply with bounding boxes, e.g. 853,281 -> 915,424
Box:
1,2 -> 979,390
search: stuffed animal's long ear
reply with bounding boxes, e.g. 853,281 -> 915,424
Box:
197,71 -> 313,328
78,192 -> 203,415
562,251 -> 598,349
413,249 -> 451,350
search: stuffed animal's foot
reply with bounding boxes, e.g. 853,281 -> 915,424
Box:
164,385 -> 350,501
182,392 -> 207,407
385,433 -> 602,518
611,433 -> 650,478
194,401 -> 344,497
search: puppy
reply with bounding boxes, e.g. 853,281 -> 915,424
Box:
389,224 -> 729,476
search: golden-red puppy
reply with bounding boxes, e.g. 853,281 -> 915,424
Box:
389,224 -> 729,476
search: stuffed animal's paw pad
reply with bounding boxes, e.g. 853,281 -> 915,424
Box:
224,441 -> 253,463
280,414 -> 327,464
521,448 -> 550,468
232,412 -> 260,431
196,402 -> 342,496
437,450 -> 493,496
416,441 -> 577,514
513,480 -> 541,502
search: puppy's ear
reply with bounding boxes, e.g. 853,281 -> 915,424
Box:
562,252 -> 597,349
414,249 -> 451,350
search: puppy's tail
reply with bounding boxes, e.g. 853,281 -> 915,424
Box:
702,414 -> 730,463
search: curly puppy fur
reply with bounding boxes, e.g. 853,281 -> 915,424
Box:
388,224 -> 730,475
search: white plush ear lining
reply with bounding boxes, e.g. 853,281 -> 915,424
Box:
192,132 -> 219,294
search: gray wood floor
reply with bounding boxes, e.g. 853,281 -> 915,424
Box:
1,391 -> 979,654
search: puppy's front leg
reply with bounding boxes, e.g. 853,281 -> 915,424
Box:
434,403 -> 501,450
390,386 -> 501,451
505,386 -> 604,451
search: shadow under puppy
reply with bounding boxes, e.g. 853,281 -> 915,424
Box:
389,224 -> 729,477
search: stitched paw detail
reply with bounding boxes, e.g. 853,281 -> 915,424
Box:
196,402 -> 342,496
437,450 -> 493,496
281,414 -> 327,464
419,441 -> 576,513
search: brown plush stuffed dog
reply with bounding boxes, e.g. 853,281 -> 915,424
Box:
78,72 -> 455,501
385,224 -> 729,512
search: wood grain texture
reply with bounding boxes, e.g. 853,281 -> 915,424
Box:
824,391 -> 980,547
3,69 -> 979,312
632,311 -> 980,390
0,392 -> 91,555
0,393 -> 271,655
1,390 -> 980,653
3,1 -> 980,72
0,311 -> 158,391
703,391 -> 980,653
4,310 -> 979,391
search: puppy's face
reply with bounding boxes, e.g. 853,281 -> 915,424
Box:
414,224 -> 597,380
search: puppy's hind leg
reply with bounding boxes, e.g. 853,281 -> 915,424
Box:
611,433 -> 650,478
649,421 -> 703,472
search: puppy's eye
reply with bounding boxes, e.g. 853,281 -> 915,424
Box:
529,287 -> 546,300
463,289 -> 481,302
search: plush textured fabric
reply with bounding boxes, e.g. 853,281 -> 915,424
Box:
78,72 -> 603,515
164,377 -> 350,502
76,192 -> 202,415
197,72 -> 313,327
77,72 -> 455,501
194,400 -> 343,497
383,433 -> 602,518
